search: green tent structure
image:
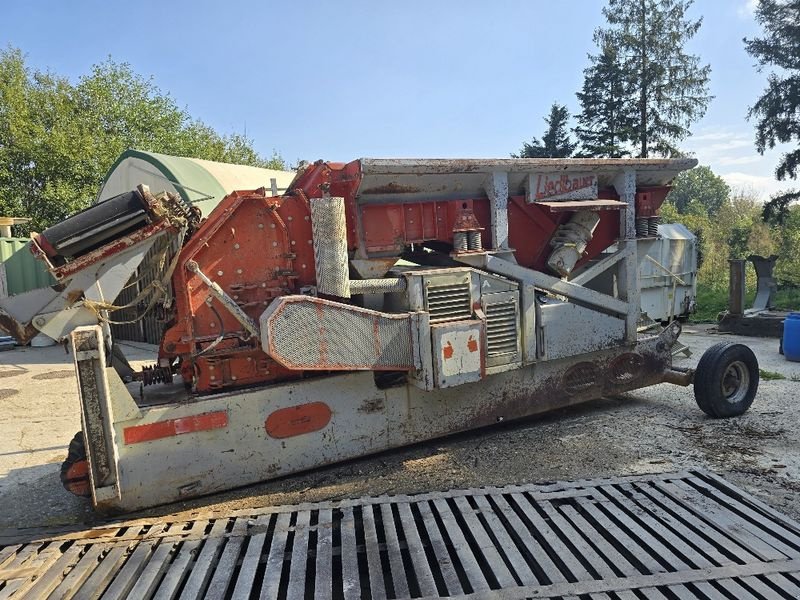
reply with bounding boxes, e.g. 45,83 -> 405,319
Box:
97,150 -> 296,215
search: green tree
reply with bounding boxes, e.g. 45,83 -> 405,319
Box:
744,0 -> 800,221
775,205 -> 800,284
514,103 -> 577,158
748,219 -> 778,257
575,34 -> 636,157
595,0 -> 712,157
666,165 -> 730,215
762,191 -> 800,225
0,48 -> 284,232
728,226 -> 752,259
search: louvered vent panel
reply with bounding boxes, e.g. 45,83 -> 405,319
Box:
486,302 -> 518,356
426,282 -> 472,323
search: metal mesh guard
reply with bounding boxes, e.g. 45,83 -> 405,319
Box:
260,296 -> 415,370
310,196 -> 350,298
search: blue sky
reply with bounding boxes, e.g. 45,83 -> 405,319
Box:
2,0 -> 793,198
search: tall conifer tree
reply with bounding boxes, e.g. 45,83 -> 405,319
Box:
578,0 -> 711,157
575,35 -> 635,157
744,0 -> 800,222
515,103 -> 577,158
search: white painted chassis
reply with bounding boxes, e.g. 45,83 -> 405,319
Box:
72,322 -> 680,513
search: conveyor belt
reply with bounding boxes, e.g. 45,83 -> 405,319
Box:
1,469 -> 799,599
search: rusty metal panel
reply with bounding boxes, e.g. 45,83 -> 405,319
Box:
2,470 -> 799,598
403,202 -> 425,240
0,238 -> 54,296
359,200 -> 462,253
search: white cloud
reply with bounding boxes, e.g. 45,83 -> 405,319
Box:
682,128 -> 758,170
681,125 -> 799,200
717,155 -> 762,167
690,131 -> 747,143
737,0 -> 758,18
721,172 -> 796,198
703,140 -> 753,153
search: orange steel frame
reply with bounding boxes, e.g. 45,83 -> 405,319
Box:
158,160 -> 633,395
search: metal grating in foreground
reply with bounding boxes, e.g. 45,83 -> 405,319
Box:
1,470 -> 800,599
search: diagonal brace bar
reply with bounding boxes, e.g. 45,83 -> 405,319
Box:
484,255 -> 630,316
570,244 -> 634,287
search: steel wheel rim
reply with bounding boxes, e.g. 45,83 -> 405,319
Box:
722,360 -> 749,404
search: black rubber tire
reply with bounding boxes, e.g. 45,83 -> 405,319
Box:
60,431 -> 91,497
694,342 -> 759,418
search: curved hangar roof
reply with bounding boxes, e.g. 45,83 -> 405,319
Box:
97,150 -> 296,216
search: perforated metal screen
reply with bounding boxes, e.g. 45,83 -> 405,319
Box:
310,196 -> 350,298
262,296 -> 415,370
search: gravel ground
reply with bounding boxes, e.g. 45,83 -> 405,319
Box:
1,325 -> 798,535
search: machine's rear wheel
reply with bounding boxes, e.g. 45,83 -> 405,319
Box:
694,343 -> 759,418
60,431 -> 91,497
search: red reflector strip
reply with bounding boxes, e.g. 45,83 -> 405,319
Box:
124,410 -> 228,445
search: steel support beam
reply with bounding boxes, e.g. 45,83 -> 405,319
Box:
614,168 -> 637,240
483,171 -> 510,251
614,169 -> 640,341
484,255 -> 629,316
617,240 -> 640,341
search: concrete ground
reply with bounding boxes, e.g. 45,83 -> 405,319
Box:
1,326 -> 799,536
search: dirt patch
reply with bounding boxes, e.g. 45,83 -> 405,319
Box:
0,389 -> 19,399
402,452 -> 450,472
32,370 -> 74,381
0,368 -> 26,379
665,417 -> 788,472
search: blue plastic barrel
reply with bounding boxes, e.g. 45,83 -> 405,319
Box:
783,312 -> 800,362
